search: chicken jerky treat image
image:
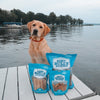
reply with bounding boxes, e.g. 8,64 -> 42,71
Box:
28,63 -> 52,93
49,70 -> 70,95
46,53 -> 77,89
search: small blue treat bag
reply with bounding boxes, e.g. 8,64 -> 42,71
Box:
28,63 -> 52,93
46,53 -> 77,89
49,70 -> 70,95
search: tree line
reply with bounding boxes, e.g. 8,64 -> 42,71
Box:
0,8 -> 83,25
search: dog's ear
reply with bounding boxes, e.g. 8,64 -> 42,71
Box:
27,20 -> 34,32
43,23 -> 50,36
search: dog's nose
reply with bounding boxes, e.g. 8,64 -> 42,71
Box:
33,29 -> 38,35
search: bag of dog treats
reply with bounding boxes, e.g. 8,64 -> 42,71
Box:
28,63 -> 52,93
46,53 -> 77,89
66,54 -> 77,89
49,70 -> 70,95
46,53 -> 77,69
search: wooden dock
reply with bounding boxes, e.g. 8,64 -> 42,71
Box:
0,65 -> 100,100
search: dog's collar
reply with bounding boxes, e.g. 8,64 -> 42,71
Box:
29,36 -> 44,42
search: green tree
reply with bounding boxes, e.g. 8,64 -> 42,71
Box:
65,15 -> 73,25
11,9 -> 26,24
55,17 -> 60,25
34,13 -> 48,23
72,18 -> 77,25
59,15 -> 67,24
77,19 -> 83,25
49,12 -> 56,25
8,12 -> 17,22
27,11 -> 35,22
0,9 -> 10,24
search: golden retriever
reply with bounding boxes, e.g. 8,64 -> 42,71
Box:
27,20 -> 52,64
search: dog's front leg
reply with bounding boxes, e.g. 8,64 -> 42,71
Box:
43,56 -> 49,65
31,57 -> 36,63
42,48 -> 52,65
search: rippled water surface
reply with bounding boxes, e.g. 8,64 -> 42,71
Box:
0,26 -> 100,93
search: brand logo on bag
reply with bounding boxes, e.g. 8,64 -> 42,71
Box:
34,69 -> 46,78
54,75 -> 65,81
53,57 -> 70,70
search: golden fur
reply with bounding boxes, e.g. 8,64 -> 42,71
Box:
27,20 -> 52,64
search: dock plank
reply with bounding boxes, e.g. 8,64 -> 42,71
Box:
0,68 -> 7,100
72,75 -> 95,97
18,66 -> 34,100
3,67 -> 18,100
49,90 -> 68,100
82,95 -> 100,100
66,87 -> 82,100
34,93 -> 51,100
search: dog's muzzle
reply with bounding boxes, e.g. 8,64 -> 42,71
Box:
33,29 -> 38,35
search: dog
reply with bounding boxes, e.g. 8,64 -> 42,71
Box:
27,20 -> 52,64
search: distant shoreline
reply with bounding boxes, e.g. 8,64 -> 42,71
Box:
0,24 -> 96,30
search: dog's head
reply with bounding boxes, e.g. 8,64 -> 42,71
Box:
27,20 -> 50,38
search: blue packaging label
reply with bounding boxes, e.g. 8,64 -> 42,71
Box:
53,57 -> 70,70
53,74 -> 67,84
33,69 -> 46,78
54,75 -> 65,81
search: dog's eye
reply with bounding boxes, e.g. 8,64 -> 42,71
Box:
40,26 -> 43,28
33,24 -> 36,26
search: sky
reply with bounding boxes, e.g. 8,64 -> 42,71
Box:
0,0 -> 100,23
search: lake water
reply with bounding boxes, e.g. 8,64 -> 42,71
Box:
0,26 -> 100,93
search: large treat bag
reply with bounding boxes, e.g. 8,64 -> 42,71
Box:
28,63 -> 52,93
49,70 -> 70,95
46,53 -> 77,89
